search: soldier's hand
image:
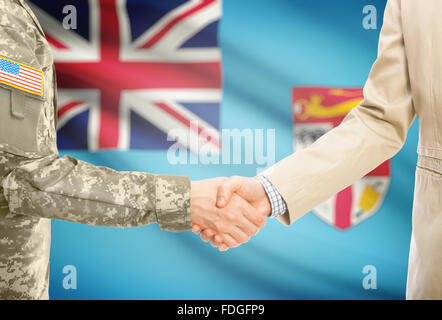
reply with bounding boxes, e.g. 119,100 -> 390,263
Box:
190,178 -> 266,250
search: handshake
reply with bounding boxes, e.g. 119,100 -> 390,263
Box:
190,176 -> 272,251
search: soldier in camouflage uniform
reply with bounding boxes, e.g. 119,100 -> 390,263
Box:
0,0 -> 266,300
0,0 -> 265,299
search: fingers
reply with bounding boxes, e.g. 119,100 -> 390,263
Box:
203,231 -> 229,252
216,177 -> 268,227
192,224 -> 202,234
203,223 -> 245,248
190,197 -> 248,247
214,234 -> 223,243
235,196 -> 266,229
230,226 -> 250,245
210,238 -> 229,252
227,195 -> 265,232
216,176 -> 243,208
220,233 -> 242,248
201,228 -> 216,242
214,219 -> 250,245
235,209 -> 260,236
201,229 -> 229,252
191,178 -> 267,251
218,244 -> 229,251
201,195 -> 264,249
199,228 -> 243,252
210,238 -> 219,247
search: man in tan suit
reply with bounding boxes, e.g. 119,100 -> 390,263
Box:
193,0 -> 442,299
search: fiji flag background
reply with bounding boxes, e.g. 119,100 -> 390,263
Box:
29,0 -> 418,299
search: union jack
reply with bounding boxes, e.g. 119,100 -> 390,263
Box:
29,0 -> 222,152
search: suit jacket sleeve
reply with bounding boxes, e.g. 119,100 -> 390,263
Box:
262,0 -> 416,226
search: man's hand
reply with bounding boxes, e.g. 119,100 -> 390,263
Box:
217,176 -> 271,216
190,178 -> 266,249
192,176 -> 271,251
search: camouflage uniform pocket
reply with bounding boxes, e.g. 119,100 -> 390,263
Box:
0,86 -> 43,153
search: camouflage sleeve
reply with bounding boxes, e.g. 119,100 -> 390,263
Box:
2,154 -> 191,232
0,1 -> 191,232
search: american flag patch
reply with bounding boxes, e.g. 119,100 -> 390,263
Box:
0,56 -> 43,96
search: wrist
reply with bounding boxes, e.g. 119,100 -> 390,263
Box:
252,177 -> 272,217
256,175 -> 286,218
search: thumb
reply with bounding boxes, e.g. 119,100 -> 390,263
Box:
216,176 -> 243,208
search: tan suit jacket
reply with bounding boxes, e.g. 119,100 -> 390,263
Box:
263,0 -> 442,299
